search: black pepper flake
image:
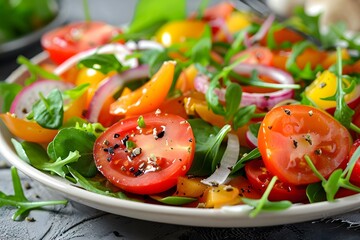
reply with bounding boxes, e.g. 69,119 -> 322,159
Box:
320,82 -> 327,88
134,169 -> 144,177
284,109 -> 291,115
156,130 -> 165,139
129,167 -> 135,172
114,133 -> 120,138
113,231 -> 123,237
107,157 -> 112,162
103,140 -> 110,146
315,149 -> 322,155
304,134 -> 312,145
189,138 -> 193,142
121,135 -> 129,145
268,126 -> 272,130
293,140 -> 298,149
26,217 -> 36,222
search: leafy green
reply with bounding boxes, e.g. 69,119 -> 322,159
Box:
0,167 -> 67,221
187,119 -> 230,176
188,25 -> 212,66
285,41 -> 323,81
139,49 -> 171,76
125,0 -> 186,39
306,182 -> 326,203
67,167 -> 130,199
17,56 -> 60,85
233,105 -> 256,130
231,148 -> 261,174
47,127 -> 97,177
63,83 -> 89,101
150,195 -> 196,205
32,89 -> 64,129
11,139 -> 80,178
331,47 -> 355,128
78,54 -> 127,74
0,82 -> 22,113
304,145 -> 360,202
137,115 -> 146,128
242,176 -> 292,217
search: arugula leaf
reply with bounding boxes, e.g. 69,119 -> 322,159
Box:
285,41 -> 323,81
242,176 -> 291,217
0,82 -> 22,112
332,47 -> 355,128
78,54 -> 127,74
47,127 -> 97,177
1,167 -> 67,221
67,167 -> 130,199
17,55 -> 60,85
187,119 -> 230,176
224,83 -> 242,121
149,195 -> 196,205
233,105 -> 256,130
189,25 -> 212,66
63,83 -> 89,101
125,0 -> 186,38
139,49 -> 171,76
231,148 -> 261,174
32,89 -> 64,129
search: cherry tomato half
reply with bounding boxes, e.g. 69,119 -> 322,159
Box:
93,112 -> 195,195
41,21 -> 122,64
245,160 -> 307,202
231,46 -> 274,66
349,139 -> 360,186
258,105 -> 352,185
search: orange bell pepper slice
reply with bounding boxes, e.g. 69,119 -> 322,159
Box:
0,113 -> 58,143
110,61 -> 176,116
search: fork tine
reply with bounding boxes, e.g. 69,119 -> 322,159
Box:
231,0 -> 271,17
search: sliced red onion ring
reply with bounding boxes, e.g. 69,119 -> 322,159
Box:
10,80 -> 74,119
125,40 -> 164,51
54,43 -> 138,76
249,14 -> 275,44
86,65 -> 149,123
194,63 -> 295,110
245,129 -> 258,148
209,18 -> 233,42
201,133 -> 240,186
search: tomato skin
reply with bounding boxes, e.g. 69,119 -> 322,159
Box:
93,112 -> 195,195
349,139 -> 360,186
41,21 -> 121,64
258,105 -> 352,185
0,113 -> 58,143
245,160 -> 307,202
231,46 -> 273,66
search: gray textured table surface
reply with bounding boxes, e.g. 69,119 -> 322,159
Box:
1,1 -> 360,239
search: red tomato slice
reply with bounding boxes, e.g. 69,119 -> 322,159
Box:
258,105 -> 352,185
245,160 -> 307,202
93,112 -> 195,195
41,21 -> 122,64
231,46 -> 273,66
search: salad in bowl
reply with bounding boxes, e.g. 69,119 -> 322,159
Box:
1,0 -> 360,223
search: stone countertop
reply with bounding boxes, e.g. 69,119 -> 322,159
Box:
1,1 -> 360,239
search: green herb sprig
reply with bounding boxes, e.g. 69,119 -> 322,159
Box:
1,167 -> 67,221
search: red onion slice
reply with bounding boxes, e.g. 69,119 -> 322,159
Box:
209,18 -> 233,42
86,65 -> 150,123
245,129 -> 258,148
54,43 -> 138,76
10,80 -> 74,119
201,133 -> 240,186
194,63 -> 295,110
249,14 -> 275,44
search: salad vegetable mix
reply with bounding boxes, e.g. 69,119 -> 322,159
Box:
1,0 -> 360,218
